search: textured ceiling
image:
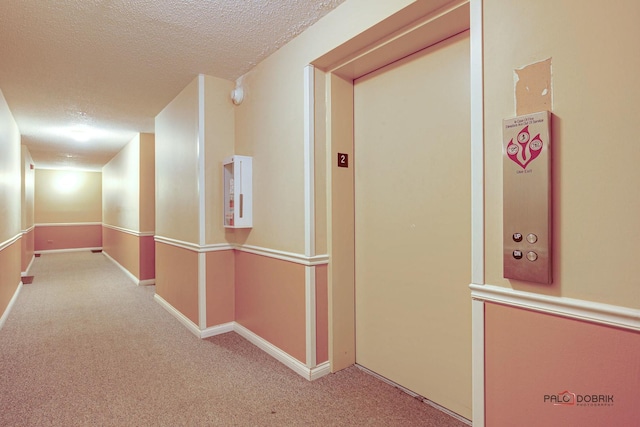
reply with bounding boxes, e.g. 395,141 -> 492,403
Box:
0,0 -> 346,170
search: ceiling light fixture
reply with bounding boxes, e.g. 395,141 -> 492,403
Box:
53,124 -> 105,142
68,125 -> 92,142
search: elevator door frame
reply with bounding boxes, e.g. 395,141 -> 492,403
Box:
308,0 -> 485,424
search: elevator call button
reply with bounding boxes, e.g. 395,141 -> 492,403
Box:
503,111 -> 552,284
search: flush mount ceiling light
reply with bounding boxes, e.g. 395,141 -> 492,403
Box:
69,127 -> 91,142
53,125 -> 105,142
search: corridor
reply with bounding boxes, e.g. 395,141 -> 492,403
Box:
0,251 -> 466,427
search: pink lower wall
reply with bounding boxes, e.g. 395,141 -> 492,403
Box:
155,242 -> 198,324
316,265 -> 329,364
485,302 -> 640,426
103,227 -> 139,277
35,224 -> 102,252
21,228 -> 34,274
206,250 -> 235,327
139,235 -> 155,281
235,251 -> 306,363
102,227 -> 155,281
0,239 -> 21,318
155,246 -> 323,365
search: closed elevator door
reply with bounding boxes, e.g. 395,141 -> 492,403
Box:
354,31 -> 471,419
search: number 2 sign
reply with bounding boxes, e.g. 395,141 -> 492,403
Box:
338,153 -> 349,168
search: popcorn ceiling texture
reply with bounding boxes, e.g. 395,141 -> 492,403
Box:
0,0 -> 346,170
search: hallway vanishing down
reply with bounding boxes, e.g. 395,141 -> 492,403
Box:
0,251 -> 466,427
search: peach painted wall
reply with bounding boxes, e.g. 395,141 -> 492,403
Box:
102,132 -> 155,232
482,2 -> 640,423
34,224 -> 102,251
21,228 -> 34,273
155,242 -> 199,324
35,169 -> 102,224
233,0 -> 423,254
34,169 -> 102,249
34,168 -> 102,254
102,227 -> 140,278
0,88 -> 21,321
483,0 -> 640,308
0,88 -> 21,245
102,229 -> 154,282
103,135 -> 141,231
21,146 -> 34,229
21,146 -> 35,273
0,240 -> 21,318
102,133 -> 155,281
139,133 -> 155,233
485,302 -> 640,426
155,77 -> 199,244
227,0 -> 439,375
315,265 -> 328,364
235,251 -> 306,363
155,75 -> 236,329
206,250 -> 235,327
139,235 -> 155,281
202,75 -> 235,245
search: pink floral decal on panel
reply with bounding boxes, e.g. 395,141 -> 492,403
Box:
506,125 -> 544,169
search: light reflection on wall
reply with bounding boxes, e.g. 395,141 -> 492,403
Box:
54,171 -> 83,194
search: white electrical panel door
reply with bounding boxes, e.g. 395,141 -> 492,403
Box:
223,155 -> 252,228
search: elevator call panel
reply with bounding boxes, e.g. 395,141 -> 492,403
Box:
503,111 -> 552,284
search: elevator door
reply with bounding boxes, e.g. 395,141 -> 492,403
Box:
354,31 -> 471,419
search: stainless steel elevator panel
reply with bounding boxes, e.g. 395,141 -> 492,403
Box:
503,111 -> 552,284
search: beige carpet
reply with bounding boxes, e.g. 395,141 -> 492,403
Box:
0,252 -> 469,426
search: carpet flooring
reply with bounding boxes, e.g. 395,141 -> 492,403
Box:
0,252 -> 469,426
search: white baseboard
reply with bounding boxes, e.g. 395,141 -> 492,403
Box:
102,251 -> 155,286
234,323 -> 329,381
21,255 -> 35,277
310,361 -> 331,380
154,293 -> 202,337
154,294 -> 233,340
201,322 -> 235,338
35,247 -> 102,255
0,282 -> 22,330
153,294 -> 329,381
